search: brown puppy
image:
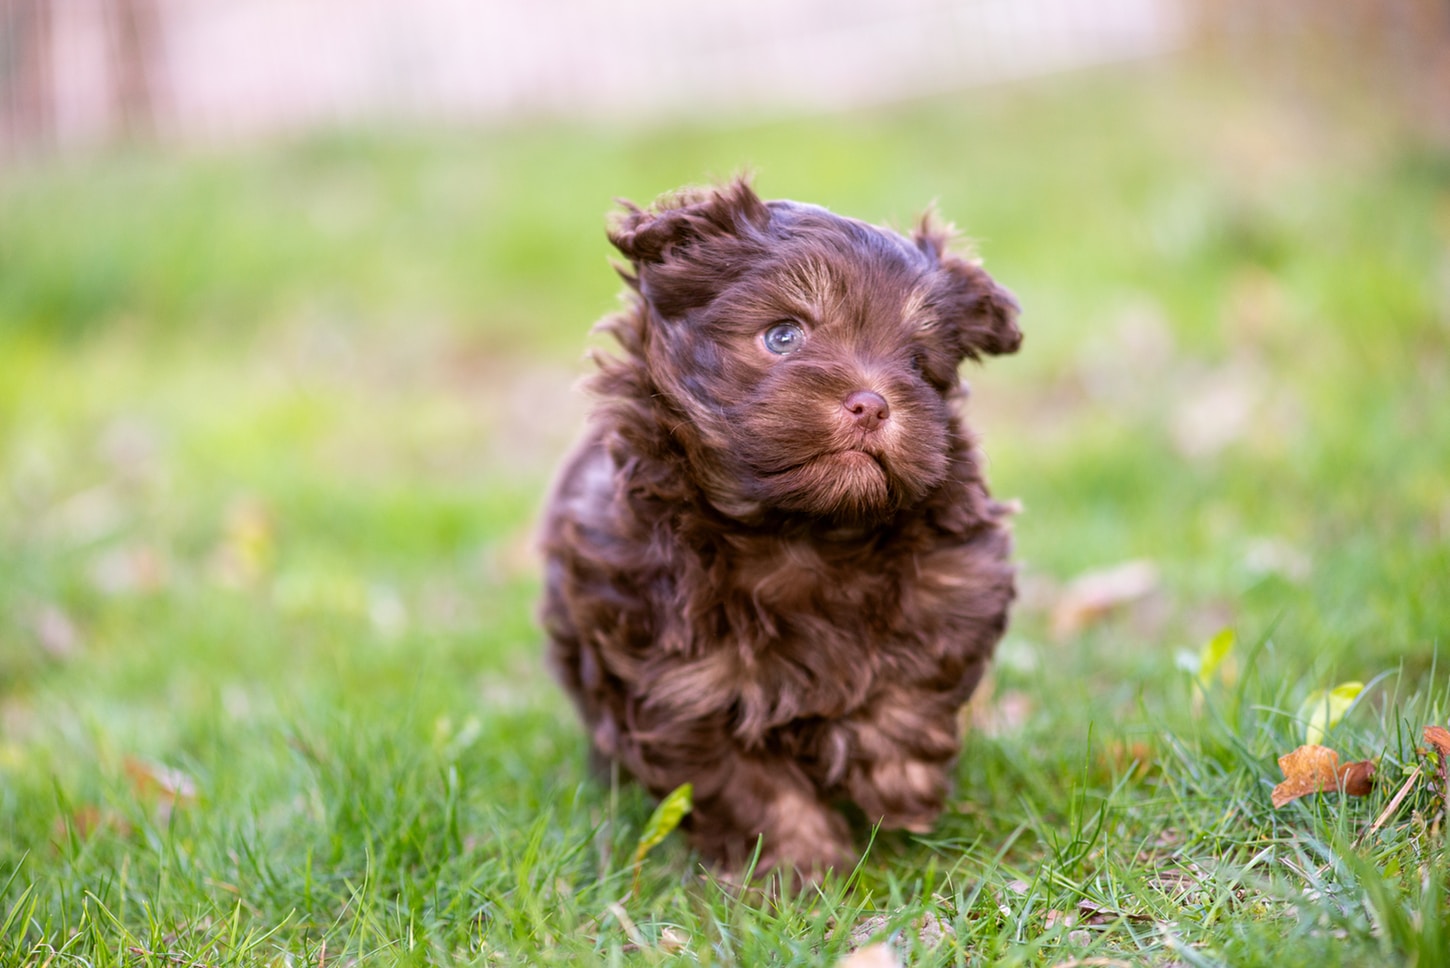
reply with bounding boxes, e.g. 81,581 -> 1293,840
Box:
540,179 -> 1021,877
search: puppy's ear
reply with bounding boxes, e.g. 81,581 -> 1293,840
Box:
915,216 -> 1022,359
608,178 -> 770,266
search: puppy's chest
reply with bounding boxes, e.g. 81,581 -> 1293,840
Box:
728,539 -> 896,630
702,539 -> 925,722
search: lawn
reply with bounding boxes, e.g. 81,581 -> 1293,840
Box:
2,57 -> 1448,966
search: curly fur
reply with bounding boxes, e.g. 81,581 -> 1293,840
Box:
540,179 -> 1022,876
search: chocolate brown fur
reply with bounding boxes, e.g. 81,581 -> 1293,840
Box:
540,179 -> 1021,876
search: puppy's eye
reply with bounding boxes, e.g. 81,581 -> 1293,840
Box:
909,352 -> 926,374
762,322 -> 805,356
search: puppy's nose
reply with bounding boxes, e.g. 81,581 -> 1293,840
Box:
843,390 -> 890,432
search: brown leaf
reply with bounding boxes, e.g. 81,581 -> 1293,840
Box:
965,675 -> 1033,737
1271,744 -> 1375,808
657,926 -> 689,954
123,757 -> 198,819
32,605 -> 81,659
1099,740 -> 1155,780
51,805 -> 132,845
844,911 -> 953,952
1075,899 -> 1153,924
1338,759 -> 1376,797
1423,725 -> 1450,758
1051,560 -> 1159,638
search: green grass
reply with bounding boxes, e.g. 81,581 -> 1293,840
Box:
3,58 -> 1449,965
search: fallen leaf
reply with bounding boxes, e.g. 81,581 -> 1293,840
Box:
1423,725 -> 1450,759
1076,899 -> 1153,925
1337,759 -> 1376,797
1099,740 -> 1155,780
1169,362 -> 1263,459
1297,681 -> 1364,746
657,926 -> 689,954
1195,627 -> 1237,689
1051,560 -> 1159,638
966,676 -> 1033,737
836,944 -> 902,968
32,605 -> 81,659
52,805 -> 132,846
1271,744 -> 1376,808
1241,537 -> 1310,583
845,911 -> 954,951
123,757 -> 198,820
631,782 -> 692,895
1148,867 -> 1202,900
90,545 -> 169,595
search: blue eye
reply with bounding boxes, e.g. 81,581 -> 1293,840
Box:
763,322 -> 805,355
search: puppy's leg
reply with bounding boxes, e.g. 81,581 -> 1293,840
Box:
684,753 -> 852,880
837,691 -> 964,833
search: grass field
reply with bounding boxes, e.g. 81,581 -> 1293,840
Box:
2,58 -> 1449,966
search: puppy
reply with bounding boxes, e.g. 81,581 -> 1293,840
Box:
540,179 -> 1021,876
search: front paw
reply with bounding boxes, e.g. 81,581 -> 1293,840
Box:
847,759 -> 949,834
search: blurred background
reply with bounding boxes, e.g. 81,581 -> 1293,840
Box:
4,5 -> 1450,959
1,0 -> 1448,767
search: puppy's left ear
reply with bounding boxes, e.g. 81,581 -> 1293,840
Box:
915,218 -> 1022,360
608,178 -> 770,267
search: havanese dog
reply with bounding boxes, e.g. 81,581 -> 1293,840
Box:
541,179 -> 1021,877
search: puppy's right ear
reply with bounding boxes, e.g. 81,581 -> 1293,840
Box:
915,214 -> 1022,360
608,178 -> 770,266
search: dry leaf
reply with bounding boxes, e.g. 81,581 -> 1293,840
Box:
1051,560 -> 1159,638
33,605 -> 81,659
1337,759 -> 1376,797
1099,740 -> 1156,780
966,676 -> 1033,737
843,911 -> 953,952
124,757 -> 198,819
90,545 -> 169,595
1271,744 -> 1376,808
1075,899 -> 1153,925
1169,360 -> 1265,459
657,926 -> 689,954
52,805 -> 132,845
836,944 -> 902,968
1241,537 -> 1310,583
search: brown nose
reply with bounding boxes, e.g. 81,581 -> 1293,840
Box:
843,390 -> 890,432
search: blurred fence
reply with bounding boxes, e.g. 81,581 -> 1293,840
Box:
1199,0 -> 1450,142
3,0 -> 1187,154
2,0 -> 1448,157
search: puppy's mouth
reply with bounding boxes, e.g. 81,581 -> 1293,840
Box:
750,446 -> 896,520
828,447 -> 885,469
761,446 -> 887,479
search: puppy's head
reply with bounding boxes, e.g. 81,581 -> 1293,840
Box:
608,179 -> 1020,523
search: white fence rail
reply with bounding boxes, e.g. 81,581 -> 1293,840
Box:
2,0 -> 1188,150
